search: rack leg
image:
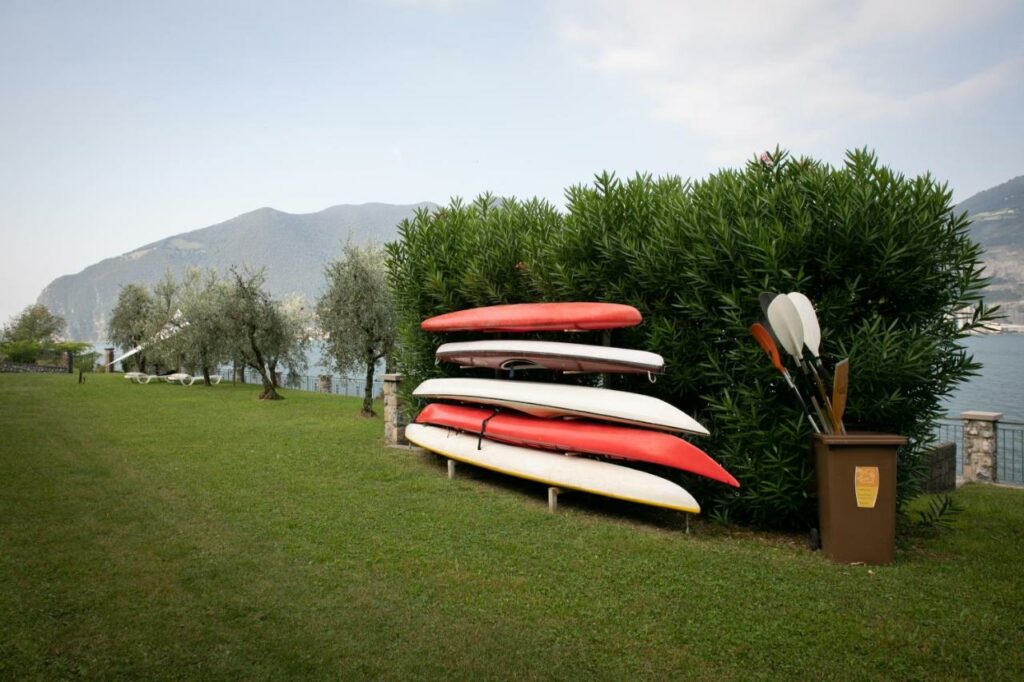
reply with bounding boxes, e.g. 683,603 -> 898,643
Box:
447,459 -> 456,479
548,487 -> 561,513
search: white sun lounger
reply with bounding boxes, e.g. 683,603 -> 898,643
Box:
185,374 -> 222,386
126,372 -> 221,385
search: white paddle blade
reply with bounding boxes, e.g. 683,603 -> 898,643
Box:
106,318 -> 190,367
787,292 -> 821,358
767,294 -> 805,362
108,346 -> 142,367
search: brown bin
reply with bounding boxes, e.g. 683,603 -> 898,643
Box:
814,432 -> 907,565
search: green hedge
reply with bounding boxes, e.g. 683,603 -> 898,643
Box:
0,340 -> 44,364
386,149 -> 993,528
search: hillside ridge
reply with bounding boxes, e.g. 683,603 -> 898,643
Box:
38,202 -> 435,342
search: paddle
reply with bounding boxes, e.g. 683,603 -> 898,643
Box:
766,294 -> 805,362
749,323 -> 821,433
768,294 -> 838,432
758,293 -> 791,352
105,316 -> 190,368
786,291 -> 849,432
832,358 -> 849,434
762,291 -> 831,431
758,292 -> 778,329
786,292 -> 824,367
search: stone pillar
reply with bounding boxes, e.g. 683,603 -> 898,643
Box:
961,411 -> 1001,483
383,373 -> 408,446
233,366 -> 245,383
318,374 -> 333,393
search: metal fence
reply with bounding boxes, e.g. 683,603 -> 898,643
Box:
932,417 -> 1024,486
998,420 -> 1024,485
219,367 -> 384,399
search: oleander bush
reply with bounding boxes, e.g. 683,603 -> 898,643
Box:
386,149 -> 995,528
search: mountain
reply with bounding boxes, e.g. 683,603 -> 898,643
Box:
957,175 -> 1024,324
38,202 -> 434,342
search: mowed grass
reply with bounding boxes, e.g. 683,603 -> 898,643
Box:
1,374 -> 1022,680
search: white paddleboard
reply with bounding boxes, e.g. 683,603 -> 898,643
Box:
407,424 -> 700,513
436,339 -> 664,375
413,377 -> 709,436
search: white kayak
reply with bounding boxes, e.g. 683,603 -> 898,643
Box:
407,423 -> 700,513
412,377 -> 709,436
436,339 -> 665,375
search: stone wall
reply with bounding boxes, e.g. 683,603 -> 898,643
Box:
1,362 -> 68,374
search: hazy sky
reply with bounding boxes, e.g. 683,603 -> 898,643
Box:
2,0 -> 1022,324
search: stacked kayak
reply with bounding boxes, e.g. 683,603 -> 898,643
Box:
436,339 -> 664,375
409,302 -> 739,515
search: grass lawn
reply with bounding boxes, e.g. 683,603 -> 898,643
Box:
1,373 -> 1022,680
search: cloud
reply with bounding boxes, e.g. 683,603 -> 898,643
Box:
554,0 -> 1020,162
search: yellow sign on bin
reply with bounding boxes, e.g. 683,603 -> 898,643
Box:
854,466 -> 879,508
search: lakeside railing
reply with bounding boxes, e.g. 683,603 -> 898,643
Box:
998,421 -> 1024,485
219,367 -> 384,399
933,416 -> 1023,486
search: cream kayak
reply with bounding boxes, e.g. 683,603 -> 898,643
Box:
407,423 -> 700,513
436,339 -> 665,374
412,377 -> 709,436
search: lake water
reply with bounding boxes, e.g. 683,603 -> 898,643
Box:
942,334 -> 1024,422
938,334 -> 1024,485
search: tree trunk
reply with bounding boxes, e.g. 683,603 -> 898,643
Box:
247,328 -> 280,400
256,363 -> 279,400
361,353 -> 376,417
259,359 -> 281,400
200,349 -> 212,386
259,375 -> 277,399
139,355 -> 147,374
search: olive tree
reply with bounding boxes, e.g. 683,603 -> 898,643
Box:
318,242 -> 396,417
164,268 -> 231,385
145,272 -> 184,370
1,303 -> 66,344
222,267 -> 310,400
108,284 -> 155,372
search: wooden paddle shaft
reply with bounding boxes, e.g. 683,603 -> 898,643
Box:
833,359 -> 849,434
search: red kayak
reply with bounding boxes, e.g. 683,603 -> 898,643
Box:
415,403 -> 739,487
421,302 -> 642,333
